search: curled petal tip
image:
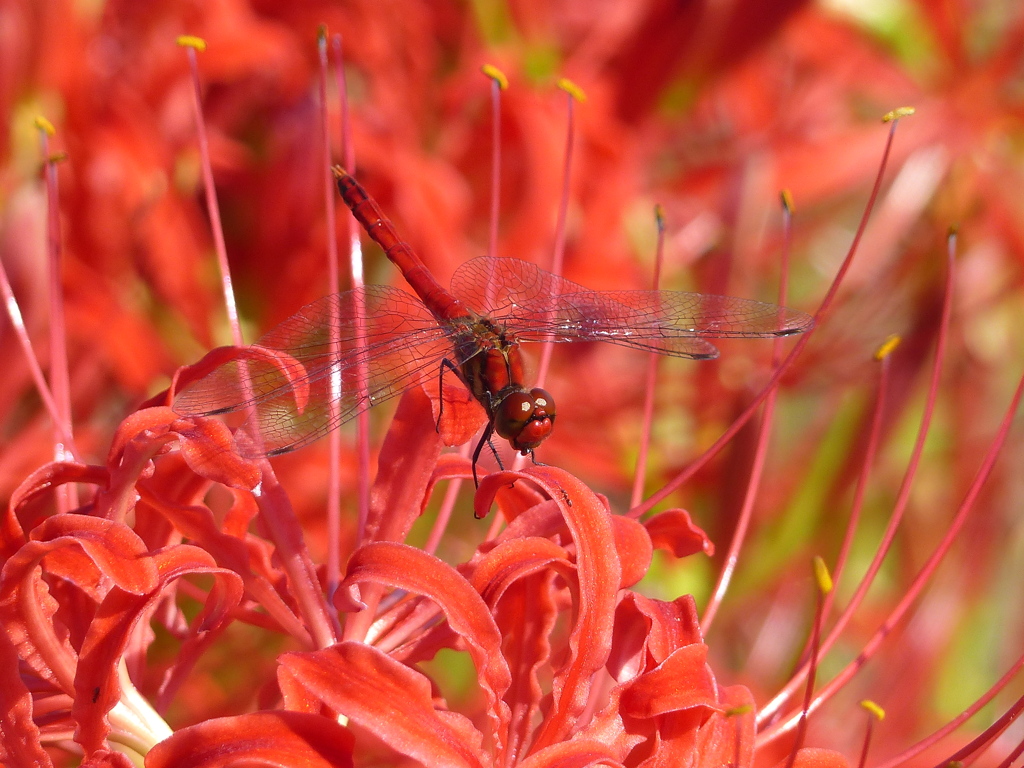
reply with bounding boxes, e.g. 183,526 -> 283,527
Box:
481,64 -> 508,90
176,35 -> 207,51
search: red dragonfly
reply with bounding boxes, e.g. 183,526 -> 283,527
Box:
173,168 -> 812,481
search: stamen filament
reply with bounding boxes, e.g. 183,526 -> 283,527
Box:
38,120 -> 77,510
630,204 -> 666,509
333,33 -> 372,543
700,188 -> 796,629
760,229 -> 951,729
177,36 -> 243,348
318,26 -> 344,599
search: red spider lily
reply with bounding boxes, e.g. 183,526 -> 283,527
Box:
3,2 -> 1024,767
1,379 -> 850,768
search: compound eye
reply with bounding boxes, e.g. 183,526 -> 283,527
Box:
494,392 -> 534,441
494,389 -> 557,452
529,388 -> 556,419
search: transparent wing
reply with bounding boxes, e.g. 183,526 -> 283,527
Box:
451,256 -> 812,360
173,285 -> 470,457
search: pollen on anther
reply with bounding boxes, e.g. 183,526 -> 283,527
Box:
859,700 -> 885,721
176,35 -> 208,51
874,334 -> 901,361
481,64 -> 508,90
813,556 -> 833,595
557,78 -> 586,102
34,116 -> 56,136
882,106 -> 915,122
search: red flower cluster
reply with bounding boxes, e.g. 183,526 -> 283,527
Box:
3,2 -> 1024,767
1,377 -> 849,768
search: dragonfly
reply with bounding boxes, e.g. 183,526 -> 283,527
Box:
173,168 -> 813,482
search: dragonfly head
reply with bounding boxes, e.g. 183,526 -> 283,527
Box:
494,387 -> 556,454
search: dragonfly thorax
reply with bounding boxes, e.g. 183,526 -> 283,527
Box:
451,317 -> 523,407
449,317 -> 557,454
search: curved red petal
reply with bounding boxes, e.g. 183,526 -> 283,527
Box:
432,379 -> 488,446
24,515 -> 158,594
107,407 -> 180,461
145,711 -> 354,768
610,514 -> 653,589
477,467 -> 621,751
644,509 -> 714,558
168,343 -> 310,413
695,685 -> 755,768
279,642 -> 483,768
0,627 -> 52,767
72,546 -> 243,756
80,750 -> 136,768
136,485 -> 312,647
364,385 -> 443,545
469,536 -> 573,603
473,470 -> 547,523
107,406 -> 261,491
467,535 -> 572,753
4,462 -> 109,544
154,549 -> 245,709
609,593 -> 704,682
516,738 -> 623,768
774,748 -> 852,768
172,417 -> 262,490
618,644 -> 718,719
341,541 -> 511,743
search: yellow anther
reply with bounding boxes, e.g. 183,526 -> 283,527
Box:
859,700 -> 885,721
176,35 -> 207,52
813,556 -> 833,595
874,334 -> 901,361
481,64 -> 508,90
557,77 -> 586,102
317,24 -> 328,42
882,106 -> 915,123
34,116 -> 56,136
780,189 -> 795,215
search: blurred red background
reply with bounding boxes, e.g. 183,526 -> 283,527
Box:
2,0 -> 1023,763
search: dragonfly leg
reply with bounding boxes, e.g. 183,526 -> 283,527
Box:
471,421 -> 499,492
487,436 -> 505,471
